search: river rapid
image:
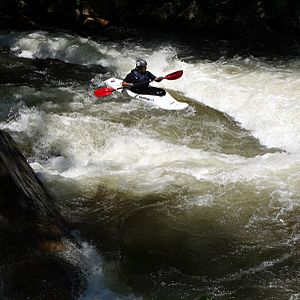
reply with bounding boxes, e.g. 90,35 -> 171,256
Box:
0,30 -> 299,299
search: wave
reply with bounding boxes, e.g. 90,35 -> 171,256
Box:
1,31 -> 299,153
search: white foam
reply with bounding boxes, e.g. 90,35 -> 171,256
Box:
173,57 -> 300,153
0,31 -> 105,65
1,32 -> 299,155
1,31 -> 300,193
2,101 -> 300,198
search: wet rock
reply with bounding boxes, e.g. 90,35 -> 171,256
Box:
0,0 -> 15,10
178,0 -> 199,23
139,2 -> 178,23
104,25 -> 133,40
0,0 -> 299,54
0,130 -> 86,299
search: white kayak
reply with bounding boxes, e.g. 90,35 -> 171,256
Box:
104,78 -> 188,110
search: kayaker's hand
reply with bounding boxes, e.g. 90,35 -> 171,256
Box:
122,82 -> 134,88
155,77 -> 163,82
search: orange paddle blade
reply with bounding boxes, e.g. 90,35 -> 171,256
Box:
94,87 -> 116,97
164,70 -> 183,80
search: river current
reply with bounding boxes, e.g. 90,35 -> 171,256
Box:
0,30 -> 299,299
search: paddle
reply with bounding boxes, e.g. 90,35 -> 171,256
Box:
94,70 -> 183,97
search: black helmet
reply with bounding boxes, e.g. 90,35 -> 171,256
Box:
136,59 -> 147,69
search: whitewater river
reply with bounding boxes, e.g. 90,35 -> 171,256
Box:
0,31 -> 299,299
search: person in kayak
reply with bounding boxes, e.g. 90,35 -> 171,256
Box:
122,59 -> 166,96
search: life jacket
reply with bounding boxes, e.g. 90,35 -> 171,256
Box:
130,69 -> 153,89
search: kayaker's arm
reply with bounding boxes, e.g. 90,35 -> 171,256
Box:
122,81 -> 134,87
154,76 -> 164,82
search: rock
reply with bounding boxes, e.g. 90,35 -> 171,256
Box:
0,0 -> 15,10
0,130 -> 64,231
104,25 -> 132,40
0,13 -> 11,29
178,0 -> 199,23
0,130 -> 86,299
0,0 -> 299,58
146,2 -> 178,23
13,13 -> 40,30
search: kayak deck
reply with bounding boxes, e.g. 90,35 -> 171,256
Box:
104,78 -> 188,110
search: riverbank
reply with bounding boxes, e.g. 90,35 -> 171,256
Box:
1,0 -> 300,56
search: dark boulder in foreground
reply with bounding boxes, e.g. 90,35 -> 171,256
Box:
0,129 -> 86,299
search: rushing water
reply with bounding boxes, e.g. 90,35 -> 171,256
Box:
0,30 -> 299,299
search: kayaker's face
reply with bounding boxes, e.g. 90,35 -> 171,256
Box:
139,66 -> 146,73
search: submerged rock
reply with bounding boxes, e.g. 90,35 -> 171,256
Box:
0,129 -> 86,299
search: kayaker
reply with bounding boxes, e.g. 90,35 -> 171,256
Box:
122,59 -> 166,96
